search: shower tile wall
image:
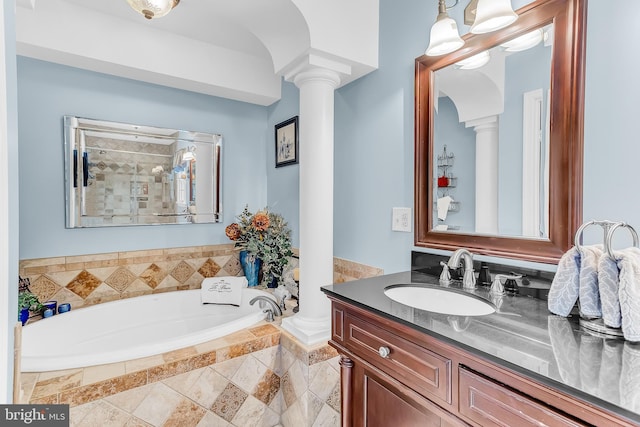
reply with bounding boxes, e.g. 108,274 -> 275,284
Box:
83,135 -> 175,226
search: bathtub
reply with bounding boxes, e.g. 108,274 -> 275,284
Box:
21,288 -> 273,372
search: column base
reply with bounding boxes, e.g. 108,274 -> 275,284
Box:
281,315 -> 331,346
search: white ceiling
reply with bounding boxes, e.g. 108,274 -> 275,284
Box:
61,0 -> 281,58
15,0 -> 379,106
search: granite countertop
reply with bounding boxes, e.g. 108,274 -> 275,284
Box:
321,270 -> 640,424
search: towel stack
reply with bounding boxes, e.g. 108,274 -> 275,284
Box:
548,245 -> 640,341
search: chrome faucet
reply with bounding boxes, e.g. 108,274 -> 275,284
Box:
250,296 -> 283,322
447,248 -> 476,289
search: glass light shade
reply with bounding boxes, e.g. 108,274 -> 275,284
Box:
426,15 -> 464,56
126,0 -> 177,20
470,0 -> 518,34
455,50 -> 491,70
500,29 -> 544,52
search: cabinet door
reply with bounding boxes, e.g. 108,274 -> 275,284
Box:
352,359 -> 466,427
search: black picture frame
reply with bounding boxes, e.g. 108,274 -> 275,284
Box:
275,116 -> 298,167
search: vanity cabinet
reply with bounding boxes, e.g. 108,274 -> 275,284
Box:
329,299 -> 638,427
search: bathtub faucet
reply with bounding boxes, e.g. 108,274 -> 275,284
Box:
250,296 -> 283,322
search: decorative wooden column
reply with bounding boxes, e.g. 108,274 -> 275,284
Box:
340,356 -> 354,427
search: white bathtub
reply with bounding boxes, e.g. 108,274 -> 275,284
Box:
21,288 -> 272,372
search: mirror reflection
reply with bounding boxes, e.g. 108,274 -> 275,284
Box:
64,116 -> 222,228
433,23 -> 553,239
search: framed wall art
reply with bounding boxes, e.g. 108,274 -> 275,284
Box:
275,116 -> 298,167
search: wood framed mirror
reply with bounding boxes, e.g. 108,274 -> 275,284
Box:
414,0 -> 586,264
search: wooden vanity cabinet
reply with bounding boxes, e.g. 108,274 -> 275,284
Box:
329,299 -> 638,427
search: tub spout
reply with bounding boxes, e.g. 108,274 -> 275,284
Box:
250,296 -> 282,321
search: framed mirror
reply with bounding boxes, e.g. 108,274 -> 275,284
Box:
64,116 -> 223,228
415,0 -> 586,263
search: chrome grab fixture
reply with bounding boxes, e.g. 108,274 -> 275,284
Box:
447,248 -> 476,289
250,296 -> 283,322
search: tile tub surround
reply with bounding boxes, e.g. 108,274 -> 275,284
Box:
18,245 -> 244,313
18,244 -> 383,317
20,322 -> 341,427
18,249 -> 382,426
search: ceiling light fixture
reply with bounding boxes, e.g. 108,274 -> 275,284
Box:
469,0 -> 517,34
425,0 -> 465,56
126,0 -> 180,20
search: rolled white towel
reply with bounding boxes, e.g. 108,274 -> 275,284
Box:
201,276 -> 247,306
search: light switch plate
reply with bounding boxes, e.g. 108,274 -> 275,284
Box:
392,207 -> 412,232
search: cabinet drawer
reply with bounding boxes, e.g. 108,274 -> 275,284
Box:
345,313 -> 452,405
459,367 -> 587,427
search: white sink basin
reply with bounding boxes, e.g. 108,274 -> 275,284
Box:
384,285 -> 495,316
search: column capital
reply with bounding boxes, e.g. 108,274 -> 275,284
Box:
283,53 -> 348,89
465,115 -> 499,131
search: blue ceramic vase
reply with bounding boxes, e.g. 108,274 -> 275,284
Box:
239,250 -> 261,287
19,308 -> 29,325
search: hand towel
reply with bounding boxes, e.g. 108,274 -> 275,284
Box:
548,245 -> 602,317
548,247 -> 581,317
598,252 -> 622,328
201,276 -> 247,306
616,247 -> 640,341
578,245 -> 603,318
436,196 -> 453,221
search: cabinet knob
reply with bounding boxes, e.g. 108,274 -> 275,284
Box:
378,346 -> 391,358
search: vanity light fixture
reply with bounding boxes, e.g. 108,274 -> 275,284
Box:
425,0 -> 465,56
500,28 -> 544,52
455,50 -> 491,69
126,0 -> 180,20
469,0 -> 517,34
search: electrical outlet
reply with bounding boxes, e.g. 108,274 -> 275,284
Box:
392,207 -> 412,232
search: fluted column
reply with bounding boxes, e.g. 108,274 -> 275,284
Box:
281,67 -> 341,345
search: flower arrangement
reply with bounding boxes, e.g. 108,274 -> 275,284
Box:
225,206 -> 293,286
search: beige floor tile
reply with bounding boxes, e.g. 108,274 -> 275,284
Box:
75,400 -> 131,427
69,401 -> 97,427
132,382 -> 183,426
196,411 -> 231,427
104,383 -> 154,413
214,355 -> 247,380
161,367 -> 206,395
231,395 -> 267,427
183,369 -> 229,409
232,356 -> 268,393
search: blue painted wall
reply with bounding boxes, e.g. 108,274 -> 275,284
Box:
266,80 -> 300,247
15,0 -> 640,272
17,57 -> 268,259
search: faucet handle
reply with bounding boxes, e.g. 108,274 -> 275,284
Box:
264,309 -> 275,322
490,274 -> 506,295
